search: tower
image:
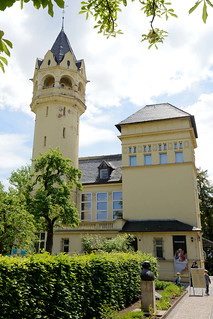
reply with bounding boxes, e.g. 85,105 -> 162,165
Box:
30,29 -> 87,168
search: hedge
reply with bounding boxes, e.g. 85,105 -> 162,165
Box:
0,252 -> 158,319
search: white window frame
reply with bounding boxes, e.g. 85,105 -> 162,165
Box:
154,238 -> 164,259
112,191 -> 123,220
81,193 -> 92,221
96,192 -> 108,221
62,239 -> 69,253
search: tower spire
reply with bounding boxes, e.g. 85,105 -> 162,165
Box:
62,3 -> 68,31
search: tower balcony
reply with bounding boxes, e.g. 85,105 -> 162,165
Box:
33,86 -> 84,100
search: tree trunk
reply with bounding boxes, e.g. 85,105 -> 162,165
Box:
46,219 -> 54,254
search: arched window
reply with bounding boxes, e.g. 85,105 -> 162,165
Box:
60,77 -> 72,89
43,76 -> 55,88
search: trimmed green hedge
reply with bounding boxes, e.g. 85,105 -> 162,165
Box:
0,252 -> 157,319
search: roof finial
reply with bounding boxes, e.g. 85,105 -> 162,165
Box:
62,3 -> 68,31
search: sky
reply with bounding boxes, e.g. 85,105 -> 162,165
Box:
0,0 -> 213,188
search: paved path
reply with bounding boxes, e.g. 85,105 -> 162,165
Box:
166,277 -> 213,319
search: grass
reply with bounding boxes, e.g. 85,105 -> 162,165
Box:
107,281 -> 184,318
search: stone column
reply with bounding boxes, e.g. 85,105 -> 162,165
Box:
140,261 -> 156,314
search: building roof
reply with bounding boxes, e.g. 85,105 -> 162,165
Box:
79,154 -> 122,184
38,29 -> 82,69
116,103 -> 198,138
51,29 -> 77,64
120,219 -> 200,232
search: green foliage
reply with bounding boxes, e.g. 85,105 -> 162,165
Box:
155,280 -> 172,290
25,148 -> 82,253
0,251 -> 157,318
156,282 -> 183,310
197,168 -> 213,241
82,234 -> 136,253
0,0 -> 64,72
115,312 -> 145,319
0,30 -> 12,72
0,182 -> 36,255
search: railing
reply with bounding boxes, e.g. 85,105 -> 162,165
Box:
55,219 -> 126,232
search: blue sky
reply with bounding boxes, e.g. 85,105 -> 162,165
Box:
0,0 -> 213,187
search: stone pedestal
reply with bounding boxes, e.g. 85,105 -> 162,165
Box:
141,280 -> 156,314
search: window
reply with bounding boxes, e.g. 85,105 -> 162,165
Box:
113,192 -> 122,219
100,169 -> 108,180
129,147 -> 132,154
44,136 -> 46,147
155,239 -> 163,259
63,127 -> 66,138
81,193 -> 92,221
129,156 -> 136,167
67,60 -> 70,67
144,154 -> 152,166
133,146 -> 137,153
148,145 -> 152,152
63,239 -> 69,253
175,151 -> 183,163
159,153 -> 167,164
35,233 -> 45,253
158,144 -> 162,151
174,142 -> 178,149
46,106 -> 48,116
97,193 -> 107,221
163,143 -> 167,150
143,145 -> 147,152
179,142 -> 183,149
48,59 -> 51,66
63,107 -> 66,116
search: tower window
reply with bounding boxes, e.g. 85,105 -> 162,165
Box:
67,60 -> 70,67
63,107 -> 66,116
63,128 -> 66,138
46,106 -> 48,117
48,60 -> 51,66
44,136 -> 46,147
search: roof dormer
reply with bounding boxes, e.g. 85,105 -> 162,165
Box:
98,161 -> 114,181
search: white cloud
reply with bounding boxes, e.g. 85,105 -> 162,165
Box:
185,94 -> 213,182
0,134 -> 31,173
0,1 -> 213,183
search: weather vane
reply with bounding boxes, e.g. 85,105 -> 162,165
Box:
62,3 -> 68,30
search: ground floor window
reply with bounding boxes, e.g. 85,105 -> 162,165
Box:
62,239 -> 69,253
154,238 -> 163,259
35,232 -> 46,253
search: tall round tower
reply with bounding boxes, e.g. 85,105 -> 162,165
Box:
30,29 -> 87,168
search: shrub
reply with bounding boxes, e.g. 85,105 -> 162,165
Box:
0,252 -> 158,319
155,280 -> 172,290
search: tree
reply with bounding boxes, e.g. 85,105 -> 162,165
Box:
25,148 -> 82,254
197,168 -> 213,241
0,0 -> 64,72
0,182 -> 36,255
9,164 -> 31,195
1,0 -> 213,71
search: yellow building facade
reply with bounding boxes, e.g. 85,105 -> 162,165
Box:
31,29 -> 204,281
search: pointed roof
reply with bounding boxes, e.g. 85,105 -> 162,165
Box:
51,29 -> 77,64
116,103 -> 198,137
